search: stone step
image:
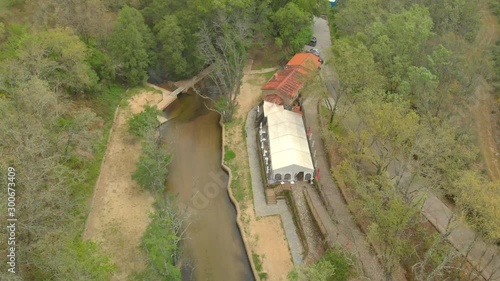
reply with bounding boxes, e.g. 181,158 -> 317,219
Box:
266,189 -> 277,205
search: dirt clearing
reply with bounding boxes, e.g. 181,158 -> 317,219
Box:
473,7 -> 500,181
83,90 -> 162,280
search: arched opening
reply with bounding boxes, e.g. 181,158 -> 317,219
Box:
305,173 -> 312,181
284,173 -> 291,181
274,174 -> 282,181
296,172 -> 304,181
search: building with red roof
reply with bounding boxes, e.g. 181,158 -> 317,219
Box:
262,69 -> 306,106
262,53 -> 321,106
285,53 -> 322,75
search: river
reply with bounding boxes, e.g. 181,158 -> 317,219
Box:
160,89 -> 254,281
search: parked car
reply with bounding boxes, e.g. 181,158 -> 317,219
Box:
307,37 -> 317,47
307,48 -> 320,56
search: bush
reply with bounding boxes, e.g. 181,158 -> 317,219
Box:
288,247 -> 355,281
224,147 -> 236,161
127,105 -> 160,137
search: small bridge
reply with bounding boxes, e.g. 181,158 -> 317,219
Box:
154,64 -> 215,111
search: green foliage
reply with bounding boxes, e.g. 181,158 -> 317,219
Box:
154,15 -> 188,79
91,84 -> 127,121
288,247 -> 354,281
0,76 -> 116,280
2,27 -> 99,94
48,240 -> 115,281
127,105 -> 160,137
321,248 -> 355,281
135,197 -> 181,281
272,2 -> 312,54
366,5 -> 434,89
252,253 -> 268,279
454,172 -> 500,240
332,37 -> 385,94
335,0 -> 382,36
87,42 -> 116,86
0,23 -> 28,61
224,147 -> 236,161
426,0 -> 480,42
108,5 -> 154,85
132,135 -> 171,193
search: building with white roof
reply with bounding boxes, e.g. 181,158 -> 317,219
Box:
256,101 -> 314,183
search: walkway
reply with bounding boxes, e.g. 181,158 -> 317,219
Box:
173,64 -> 215,92
246,107 -> 304,266
303,96 -> 384,280
423,194 -> 500,280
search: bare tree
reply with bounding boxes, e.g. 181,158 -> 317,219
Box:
198,10 -> 250,122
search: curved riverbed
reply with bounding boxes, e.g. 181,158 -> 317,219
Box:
160,91 -> 254,281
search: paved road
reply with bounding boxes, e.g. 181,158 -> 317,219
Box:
246,107 -> 304,266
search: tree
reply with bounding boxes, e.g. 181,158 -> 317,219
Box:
412,119 -> 478,195
362,176 -> 422,281
332,37 -> 386,94
13,27 -> 99,94
272,2 -> 312,54
340,90 -> 419,176
425,0 -> 480,42
154,15 -> 188,79
335,0 -> 382,36
329,37 -> 386,123
132,130 -> 171,193
455,172 -> 500,241
127,105 -> 161,137
366,5 -> 434,89
108,5 -> 154,86
288,243 -> 354,280
0,77 -> 110,279
402,66 -> 439,116
135,196 -> 186,281
34,0 -> 112,40
198,9 -> 250,122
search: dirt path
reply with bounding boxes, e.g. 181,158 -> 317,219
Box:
228,70 -> 294,280
473,6 -> 500,181
83,91 -> 162,280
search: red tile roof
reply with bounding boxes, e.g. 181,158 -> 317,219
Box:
286,53 -> 321,75
262,69 -> 306,99
264,94 -> 284,105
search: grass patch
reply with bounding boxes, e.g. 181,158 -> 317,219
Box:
252,253 -> 268,280
260,70 -> 277,82
224,146 -> 236,161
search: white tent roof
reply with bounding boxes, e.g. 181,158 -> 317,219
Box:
263,101 -> 284,117
265,102 -> 314,172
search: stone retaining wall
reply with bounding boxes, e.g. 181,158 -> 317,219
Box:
219,116 -> 261,281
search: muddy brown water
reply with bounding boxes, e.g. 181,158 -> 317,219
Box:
160,90 -> 254,281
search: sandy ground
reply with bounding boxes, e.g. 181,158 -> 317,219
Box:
473,7 -> 500,181
230,66 -> 294,280
83,91 -> 162,280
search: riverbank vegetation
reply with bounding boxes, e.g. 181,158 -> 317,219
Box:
324,0 -> 499,279
127,107 -> 186,281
